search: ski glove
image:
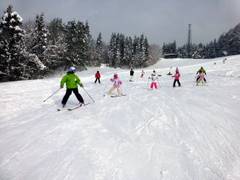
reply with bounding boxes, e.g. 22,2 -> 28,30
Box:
79,83 -> 84,87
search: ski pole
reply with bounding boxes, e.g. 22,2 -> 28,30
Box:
82,87 -> 95,103
43,88 -> 61,102
147,77 -> 150,88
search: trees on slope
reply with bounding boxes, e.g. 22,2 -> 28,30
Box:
0,5 -> 45,81
108,33 -> 150,68
0,5 -> 154,81
165,23 -> 240,59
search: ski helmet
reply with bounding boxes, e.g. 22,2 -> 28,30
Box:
68,66 -> 76,72
113,73 -> 118,79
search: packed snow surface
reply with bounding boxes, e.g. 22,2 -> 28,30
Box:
0,56 -> 240,180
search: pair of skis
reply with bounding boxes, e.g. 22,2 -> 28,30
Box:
57,103 -> 90,112
58,94 -> 127,111
110,94 -> 127,98
103,93 -> 127,97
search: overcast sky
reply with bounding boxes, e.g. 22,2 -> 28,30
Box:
1,0 -> 240,46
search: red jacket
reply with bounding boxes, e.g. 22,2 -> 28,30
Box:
95,72 -> 101,78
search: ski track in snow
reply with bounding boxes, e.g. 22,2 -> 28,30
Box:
0,56 -> 240,180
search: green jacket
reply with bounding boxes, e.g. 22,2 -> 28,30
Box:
60,72 -> 82,89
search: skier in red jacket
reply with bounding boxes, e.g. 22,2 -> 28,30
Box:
95,71 -> 101,84
172,67 -> 181,87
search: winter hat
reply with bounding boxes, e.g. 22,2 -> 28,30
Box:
176,67 -> 179,73
68,66 -> 76,72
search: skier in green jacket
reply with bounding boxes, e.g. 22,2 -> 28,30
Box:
60,67 -> 84,107
196,66 -> 207,83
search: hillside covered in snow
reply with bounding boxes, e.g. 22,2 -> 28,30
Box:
0,55 -> 240,180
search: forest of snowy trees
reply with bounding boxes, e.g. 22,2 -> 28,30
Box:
0,5 -> 159,82
162,23 -> 240,59
1,4 -> 240,82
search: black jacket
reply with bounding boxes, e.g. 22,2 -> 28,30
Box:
130,70 -> 134,76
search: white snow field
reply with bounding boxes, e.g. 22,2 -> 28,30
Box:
0,56 -> 240,180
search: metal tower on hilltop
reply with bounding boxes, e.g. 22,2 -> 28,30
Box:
187,24 -> 192,58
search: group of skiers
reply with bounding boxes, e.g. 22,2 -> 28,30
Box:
60,66 -> 207,107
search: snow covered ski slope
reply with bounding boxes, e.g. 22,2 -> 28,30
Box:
0,55 -> 240,180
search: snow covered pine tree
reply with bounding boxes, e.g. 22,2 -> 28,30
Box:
0,5 -> 25,81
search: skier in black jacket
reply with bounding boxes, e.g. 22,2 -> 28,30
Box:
129,68 -> 134,82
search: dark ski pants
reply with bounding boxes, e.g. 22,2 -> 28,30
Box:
196,76 -> 206,82
95,78 -> 101,84
62,88 -> 84,105
173,80 -> 181,87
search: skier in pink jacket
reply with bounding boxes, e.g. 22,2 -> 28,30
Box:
108,73 -> 124,96
172,67 -> 181,87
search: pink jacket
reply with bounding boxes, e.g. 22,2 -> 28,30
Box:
198,72 -> 205,80
173,72 -> 180,80
110,78 -> 122,88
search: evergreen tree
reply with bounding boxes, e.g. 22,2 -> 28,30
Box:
108,33 -> 117,67
143,37 -> 149,66
64,20 -> 89,69
192,43 -> 204,59
83,21 -> 91,66
123,36 -> 133,66
0,5 -> 26,80
95,32 -> 104,64
131,36 -> 140,67
0,5 -> 45,81
107,34 -> 150,68
45,18 -> 67,70
22,20 -> 35,52
162,41 -> 177,55
48,18 -> 64,45
115,33 -> 121,66
87,34 -> 97,65
119,34 -> 125,66
138,34 -> 145,66
31,13 -> 48,62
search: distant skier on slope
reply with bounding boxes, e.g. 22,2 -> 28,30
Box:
149,70 -> 159,89
129,68 -> 134,81
172,67 -> 181,87
196,66 -> 207,85
95,71 -> 101,84
167,66 -> 173,75
60,67 -> 84,107
223,58 -> 227,64
140,70 -> 145,78
108,73 -> 124,96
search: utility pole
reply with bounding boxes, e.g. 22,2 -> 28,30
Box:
187,24 -> 192,58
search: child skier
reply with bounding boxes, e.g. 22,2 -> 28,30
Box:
60,66 -> 84,107
108,73 -> 124,96
149,70 -> 158,89
172,67 -> 181,87
95,71 -> 101,84
196,71 -> 206,85
167,66 -> 173,75
223,58 -> 227,64
140,70 -> 145,78
196,66 -> 207,83
129,68 -> 134,82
